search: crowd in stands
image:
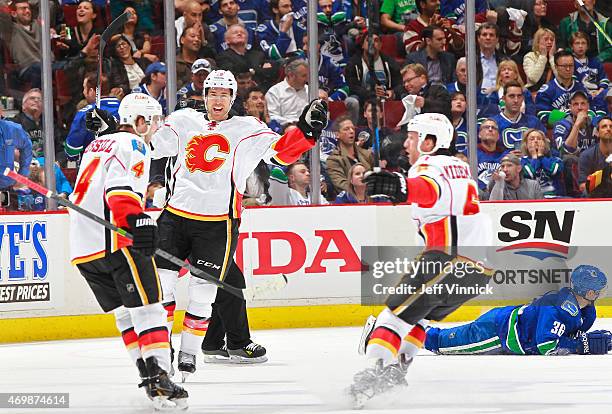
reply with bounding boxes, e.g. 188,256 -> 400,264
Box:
1,0 -> 612,211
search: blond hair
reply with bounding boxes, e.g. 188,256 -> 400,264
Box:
531,28 -> 556,54
520,128 -> 550,156
495,59 -> 525,89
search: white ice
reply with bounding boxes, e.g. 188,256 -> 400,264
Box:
2,321 -> 612,414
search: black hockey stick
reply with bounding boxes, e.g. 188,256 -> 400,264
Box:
3,168 -> 244,298
576,0 -> 612,46
96,10 -> 132,107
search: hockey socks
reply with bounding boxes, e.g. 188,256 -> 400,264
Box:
163,301 -> 176,340
130,303 -> 172,373
115,307 -> 142,365
400,319 -> 429,358
180,313 -> 210,355
365,308 -> 413,363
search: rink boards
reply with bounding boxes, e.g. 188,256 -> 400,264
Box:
1,199 -> 612,342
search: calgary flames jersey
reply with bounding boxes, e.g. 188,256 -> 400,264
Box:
407,154 -> 492,248
69,132 -> 150,265
151,109 -> 313,220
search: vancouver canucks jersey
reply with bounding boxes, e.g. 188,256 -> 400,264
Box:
491,112 -> 546,150
500,287 -> 596,355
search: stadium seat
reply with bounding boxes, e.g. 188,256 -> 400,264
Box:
149,35 -> 165,60
604,62 -> 612,81
62,5 -> 78,27
380,34 -> 404,63
382,100 -> 405,130
546,0 -> 576,26
328,101 -> 347,121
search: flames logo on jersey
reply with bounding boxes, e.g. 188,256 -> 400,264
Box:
185,134 -> 230,173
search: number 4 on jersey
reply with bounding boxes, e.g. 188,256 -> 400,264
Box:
131,160 -> 145,178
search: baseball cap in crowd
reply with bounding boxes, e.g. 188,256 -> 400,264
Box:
145,62 -> 167,76
569,90 -> 589,102
500,154 -> 521,166
192,59 -> 212,74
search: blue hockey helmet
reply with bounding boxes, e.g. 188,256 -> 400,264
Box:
570,265 -> 607,298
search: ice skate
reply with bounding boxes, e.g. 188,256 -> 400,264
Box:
348,354 -> 411,409
177,351 -> 196,383
136,358 -> 153,401
144,357 -> 188,410
357,315 -> 377,355
227,341 -> 268,364
203,344 -> 231,363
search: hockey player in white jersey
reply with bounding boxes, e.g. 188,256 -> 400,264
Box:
71,93 -> 188,409
150,70 -> 328,380
348,113 -> 493,408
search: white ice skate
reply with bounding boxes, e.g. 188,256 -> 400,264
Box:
348,354 -> 411,409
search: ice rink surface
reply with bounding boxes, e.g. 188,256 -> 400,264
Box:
2,321 -> 612,414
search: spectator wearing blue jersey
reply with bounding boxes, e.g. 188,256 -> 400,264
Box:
520,128 -> 564,197
0,118 -> 32,193
476,118 -> 508,193
257,0 -> 306,61
65,73 -> 120,162
570,31 -> 609,113
536,50 -> 588,126
491,81 -> 546,151
553,90 -> 596,157
450,91 -> 467,156
132,62 -> 168,114
334,163 -> 368,204
425,265 -> 610,355
209,0 -> 258,53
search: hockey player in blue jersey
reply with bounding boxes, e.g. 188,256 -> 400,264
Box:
425,265 -> 611,356
65,73 -> 120,161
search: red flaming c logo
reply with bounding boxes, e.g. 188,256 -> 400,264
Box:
185,134 -> 230,173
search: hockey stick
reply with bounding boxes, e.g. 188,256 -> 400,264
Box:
576,0 -> 612,47
96,11 -> 132,107
3,169 -> 244,298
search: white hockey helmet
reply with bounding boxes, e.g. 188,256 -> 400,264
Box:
407,113 -> 454,155
118,92 -> 163,137
203,69 -> 238,108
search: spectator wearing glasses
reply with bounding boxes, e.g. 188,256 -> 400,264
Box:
536,50 -> 588,127
108,34 -> 154,98
8,89 -> 44,158
395,63 -> 451,120
476,118 -> 509,193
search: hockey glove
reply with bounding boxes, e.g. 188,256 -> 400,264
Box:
126,213 -> 158,257
363,168 -> 408,203
577,330 -> 612,355
297,99 -> 329,140
86,108 -> 118,136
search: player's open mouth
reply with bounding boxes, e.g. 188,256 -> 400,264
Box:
212,106 -> 224,113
